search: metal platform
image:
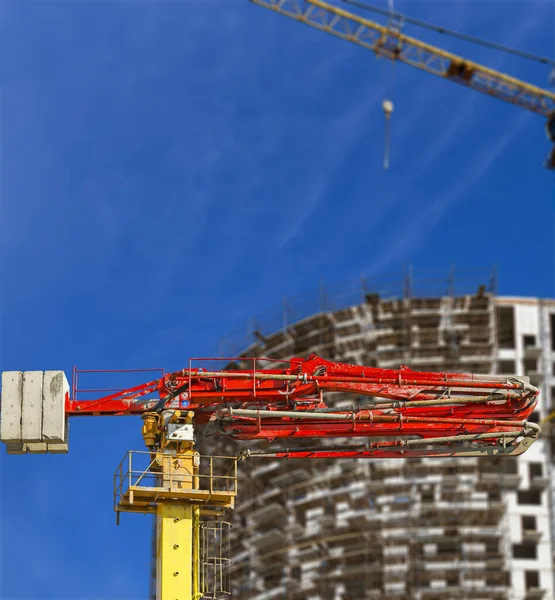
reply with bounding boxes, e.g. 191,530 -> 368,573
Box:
114,450 -> 238,519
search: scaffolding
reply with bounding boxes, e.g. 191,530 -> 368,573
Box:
219,267 -> 498,378
207,267 -> 553,600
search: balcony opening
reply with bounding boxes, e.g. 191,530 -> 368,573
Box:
529,463 -> 543,479
421,492 -> 434,503
523,358 -> 538,374
497,360 -> 516,374
522,515 -> 536,532
523,335 -> 537,348
497,306 -> 515,349
525,570 -> 540,589
517,490 -> 542,505
512,542 -> 537,559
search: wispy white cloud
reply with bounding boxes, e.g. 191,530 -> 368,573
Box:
437,109 -> 532,206
366,199 -> 447,275
276,87 -> 384,248
366,108 -> 532,273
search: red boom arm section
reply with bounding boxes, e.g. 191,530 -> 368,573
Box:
67,355 -> 540,459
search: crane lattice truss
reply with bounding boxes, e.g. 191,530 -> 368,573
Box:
250,0 -> 555,118
69,354 -> 540,459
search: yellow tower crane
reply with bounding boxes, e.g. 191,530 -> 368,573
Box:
250,0 -> 555,168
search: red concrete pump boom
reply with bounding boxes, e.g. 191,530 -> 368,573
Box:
2,357 -> 541,600
67,354 -> 540,459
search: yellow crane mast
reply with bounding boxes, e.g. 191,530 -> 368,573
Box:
250,0 -> 555,167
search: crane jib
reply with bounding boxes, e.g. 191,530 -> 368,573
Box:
249,0 -> 555,119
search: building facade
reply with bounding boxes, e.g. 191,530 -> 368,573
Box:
218,275 -> 554,600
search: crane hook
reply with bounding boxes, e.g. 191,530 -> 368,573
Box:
382,99 -> 394,169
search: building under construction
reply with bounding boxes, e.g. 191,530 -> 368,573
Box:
217,268 -> 555,600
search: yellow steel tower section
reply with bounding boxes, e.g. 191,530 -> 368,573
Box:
156,503 -> 195,599
114,410 -> 237,600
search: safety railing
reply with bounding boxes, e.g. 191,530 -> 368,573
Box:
216,267 -> 497,356
200,520 -> 232,598
185,356 -> 293,403
114,451 -> 238,518
72,367 -> 164,402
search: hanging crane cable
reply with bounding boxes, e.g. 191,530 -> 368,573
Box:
381,0 -> 397,169
382,98 -> 393,168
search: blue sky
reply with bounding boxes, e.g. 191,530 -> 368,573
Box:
0,0 -> 553,597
